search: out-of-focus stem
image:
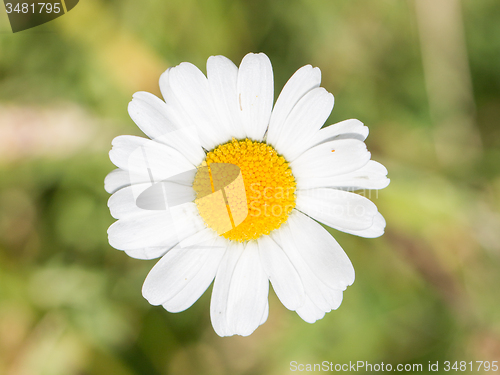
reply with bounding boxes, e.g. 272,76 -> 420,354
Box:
415,0 -> 482,166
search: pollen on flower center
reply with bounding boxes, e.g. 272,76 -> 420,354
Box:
193,138 -> 296,242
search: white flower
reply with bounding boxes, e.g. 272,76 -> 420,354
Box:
105,53 -> 389,337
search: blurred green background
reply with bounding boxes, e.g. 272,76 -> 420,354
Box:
1,0 -> 500,374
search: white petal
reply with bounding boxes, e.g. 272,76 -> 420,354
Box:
257,235 -> 305,311
124,247 -> 172,260
237,53 -> 273,141
207,55 -> 246,139
128,91 -> 178,138
108,183 -> 149,219
148,68 -> 210,162
162,244 -> 224,312
155,69 -> 220,165
107,202 -> 205,251
108,212 -> 175,251
109,135 -> 195,182
225,241 -> 269,336
295,296 -> 326,324
273,87 -> 334,161
142,229 -> 226,308
108,182 -> 196,220
291,139 -> 371,183
321,287 -> 343,310
296,160 -> 390,190
267,65 -> 321,146
161,63 -> 230,149
310,119 -> 369,147
104,169 -> 130,194
270,214 -> 348,318
128,92 -> 205,165
295,188 -> 378,232
210,242 -> 245,337
154,127 -> 206,166
338,212 -> 387,238
260,300 -> 269,325
129,93 -> 205,166
271,210 -> 355,295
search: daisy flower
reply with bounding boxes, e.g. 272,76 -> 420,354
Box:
105,53 -> 389,337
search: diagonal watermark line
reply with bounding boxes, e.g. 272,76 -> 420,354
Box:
60,0 -> 68,13
140,145 -> 155,184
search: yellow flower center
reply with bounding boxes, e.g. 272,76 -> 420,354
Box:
193,138 -> 296,242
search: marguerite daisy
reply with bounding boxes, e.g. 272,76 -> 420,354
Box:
105,53 -> 389,337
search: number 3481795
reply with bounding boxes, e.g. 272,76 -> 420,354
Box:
444,361 -> 499,372
5,3 -> 61,14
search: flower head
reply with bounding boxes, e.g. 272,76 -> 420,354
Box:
105,53 -> 389,337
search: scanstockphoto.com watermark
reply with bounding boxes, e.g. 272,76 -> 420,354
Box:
246,183 -> 377,219
291,361 -> 423,373
119,126 -> 385,248
290,360 -> 499,372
